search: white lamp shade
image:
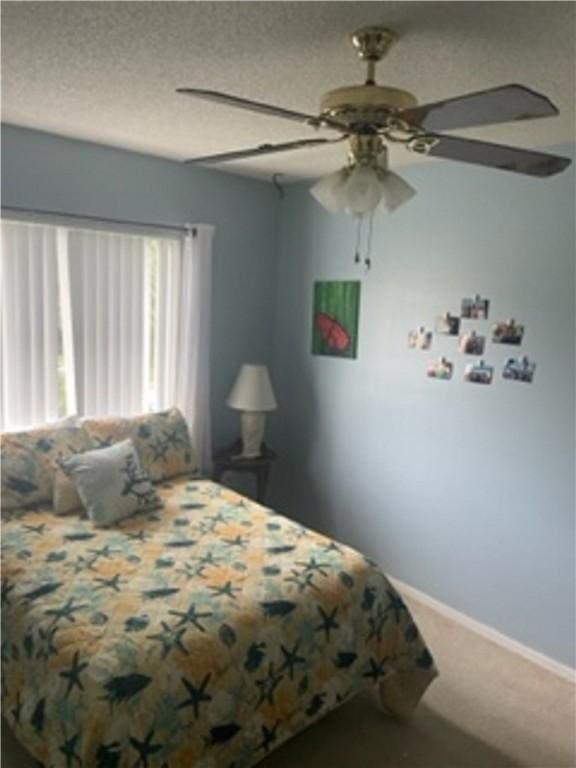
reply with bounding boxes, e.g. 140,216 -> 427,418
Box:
227,364 -> 277,412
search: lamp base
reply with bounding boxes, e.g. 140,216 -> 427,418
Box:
238,411 -> 266,458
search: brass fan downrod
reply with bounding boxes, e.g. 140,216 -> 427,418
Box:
351,26 -> 397,85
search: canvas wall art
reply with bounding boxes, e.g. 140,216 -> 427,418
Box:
312,280 -> 360,359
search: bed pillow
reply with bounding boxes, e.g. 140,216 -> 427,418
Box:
81,408 -> 198,482
1,423 -> 93,510
58,439 -> 162,527
53,463 -> 85,515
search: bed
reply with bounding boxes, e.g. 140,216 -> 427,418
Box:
1,476 -> 437,767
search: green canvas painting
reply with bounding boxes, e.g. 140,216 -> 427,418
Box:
312,280 -> 361,359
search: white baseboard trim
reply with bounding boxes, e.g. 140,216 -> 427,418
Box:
388,575 -> 576,684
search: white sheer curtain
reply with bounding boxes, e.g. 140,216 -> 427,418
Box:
155,226 -> 214,472
1,220 -> 215,464
1,221 -> 61,431
67,229 -> 147,417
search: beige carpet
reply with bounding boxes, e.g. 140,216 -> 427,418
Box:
2,592 -> 574,767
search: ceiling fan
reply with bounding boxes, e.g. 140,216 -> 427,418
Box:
177,26 -> 572,218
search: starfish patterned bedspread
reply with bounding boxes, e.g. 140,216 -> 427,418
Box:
1,478 -> 437,767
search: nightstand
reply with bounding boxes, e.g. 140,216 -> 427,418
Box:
212,439 -> 276,504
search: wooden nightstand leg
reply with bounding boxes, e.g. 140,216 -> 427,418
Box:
256,465 -> 271,504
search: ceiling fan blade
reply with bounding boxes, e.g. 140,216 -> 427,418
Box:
176,88 -> 345,131
184,137 -> 345,165
400,85 -> 560,132
425,135 -> 571,177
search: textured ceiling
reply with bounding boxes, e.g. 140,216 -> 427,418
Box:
2,1 -> 575,181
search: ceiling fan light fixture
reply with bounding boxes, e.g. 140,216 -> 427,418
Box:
311,159 -> 416,217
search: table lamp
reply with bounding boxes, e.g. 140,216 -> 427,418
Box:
226,364 -> 277,458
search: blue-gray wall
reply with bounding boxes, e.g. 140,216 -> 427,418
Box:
1,124 -> 280,447
3,123 -> 574,666
269,145 -> 575,667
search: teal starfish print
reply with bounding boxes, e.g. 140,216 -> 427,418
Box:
129,727 -> 162,768
146,622 -> 188,659
284,569 -> 317,593
59,732 -> 81,768
94,574 -> 124,593
257,721 -> 280,753
150,440 -> 170,461
126,530 -> 149,542
208,581 -> 241,600
367,602 -> 388,642
315,606 -> 340,642
1,580 -> 14,606
363,656 -> 388,683
36,626 -> 59,661
66,555 -> 97,574
23,523 -> 46,535
87,544 -> 116,560
175,562 -> 206,581
11,691 -> 22,726
255,663 -> 284,706
280,641 -> 306,680
177,673 -> 212,719
45,598 -> 87,626
198,551 -> 223,567
323,541 -> 343,553
168,602 -> 212,631
59,650 -> 89,696
385,590 -> 407,623
296,557 -> 331,577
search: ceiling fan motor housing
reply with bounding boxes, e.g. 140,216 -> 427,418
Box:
320,85 -> 418,128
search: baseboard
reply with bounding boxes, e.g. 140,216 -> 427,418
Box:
389,575 -> 576,684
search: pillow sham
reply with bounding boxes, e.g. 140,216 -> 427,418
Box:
58,439 -> 162,527
81,408 -> 198,482
1,423 -> 93,510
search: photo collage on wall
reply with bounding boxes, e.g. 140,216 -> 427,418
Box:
409,294 -> 536,385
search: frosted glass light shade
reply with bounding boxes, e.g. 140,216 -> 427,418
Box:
310,169 -> 349,213
377,170 -> 416,212
227,364 -> 277,412
343,164 -> 383,215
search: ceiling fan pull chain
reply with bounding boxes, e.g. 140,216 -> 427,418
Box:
354,217 -> 362,264
364,213 -> 374,271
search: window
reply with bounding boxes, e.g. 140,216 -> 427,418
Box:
1,220 -> 180,430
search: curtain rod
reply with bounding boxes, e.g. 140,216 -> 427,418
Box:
1,205 -> 197,236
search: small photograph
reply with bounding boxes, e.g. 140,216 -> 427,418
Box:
408,326 -> 433,350
503,356 -> 536,383
461,294 -> 490,319
427,357 -> 454,380
459,330 -> 486,355
435,312 -> 460,336
492,318 -> 524,345
464,360 -> 494,385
